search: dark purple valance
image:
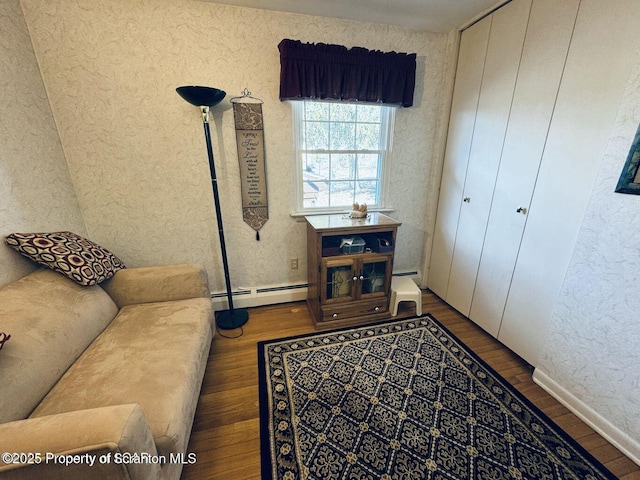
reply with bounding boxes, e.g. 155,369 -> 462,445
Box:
278,39 -> 417,107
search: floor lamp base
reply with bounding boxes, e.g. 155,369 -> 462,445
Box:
216,309 -> 249,330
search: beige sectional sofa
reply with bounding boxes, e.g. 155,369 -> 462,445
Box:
0,264 -> 214,480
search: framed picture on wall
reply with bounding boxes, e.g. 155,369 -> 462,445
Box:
615,123 -> 640,194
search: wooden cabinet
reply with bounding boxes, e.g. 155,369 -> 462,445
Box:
305,213 -> 401,330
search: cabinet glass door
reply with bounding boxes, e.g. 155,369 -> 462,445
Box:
360,257 -> 389,296
324,260 -> 355,302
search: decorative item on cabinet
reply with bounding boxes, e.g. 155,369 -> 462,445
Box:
349,202 -> 368,218
340,236 -> 365,254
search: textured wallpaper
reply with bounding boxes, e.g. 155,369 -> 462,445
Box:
9,0 -> 640,454
19,0 -> 449,293
538,51 -> 640,441
0,0 -> 86,288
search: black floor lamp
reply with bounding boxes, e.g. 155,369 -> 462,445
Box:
176,85 -> 249,330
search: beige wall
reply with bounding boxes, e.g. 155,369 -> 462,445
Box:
0,0 -> 86,287
19,0 -> 451,293
538,45 -> 640,455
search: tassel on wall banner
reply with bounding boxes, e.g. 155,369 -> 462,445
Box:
231,89 -> 269,240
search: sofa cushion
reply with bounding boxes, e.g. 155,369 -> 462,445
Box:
0,269 -> 119,423
30,297 -> 214,458
102,264 -> 210,308
5,231 -> 126,286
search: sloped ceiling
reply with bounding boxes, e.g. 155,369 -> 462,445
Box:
199,0 -> 505,32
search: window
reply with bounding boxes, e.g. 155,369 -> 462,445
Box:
292,100 -> 394,213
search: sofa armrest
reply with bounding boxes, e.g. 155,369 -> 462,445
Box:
101,264 -> 210,308
0,404 -> 160,480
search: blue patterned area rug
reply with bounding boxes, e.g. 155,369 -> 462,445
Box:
258,315 -> 615,480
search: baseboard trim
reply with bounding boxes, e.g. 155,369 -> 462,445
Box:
532,368 -> 640,466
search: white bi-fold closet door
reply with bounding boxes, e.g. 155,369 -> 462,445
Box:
429,0 -> 579,350
444,0 -> 532,319
468,0 -> 580,335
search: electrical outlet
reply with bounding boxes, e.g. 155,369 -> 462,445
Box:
290,258 -> 298,270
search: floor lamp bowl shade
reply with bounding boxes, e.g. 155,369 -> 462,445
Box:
176,86 -> 226,107
176,84 -> 249,332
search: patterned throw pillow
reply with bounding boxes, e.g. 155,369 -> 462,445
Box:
0,332 -> 10,350
5,231 -> 126,286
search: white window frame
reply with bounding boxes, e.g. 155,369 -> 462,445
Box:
291,100 -> 395,215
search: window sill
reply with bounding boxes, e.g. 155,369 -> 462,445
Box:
290,208 -> 395,220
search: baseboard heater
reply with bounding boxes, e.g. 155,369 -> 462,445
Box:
209,271 -> 420,310
210,283 -> 308,310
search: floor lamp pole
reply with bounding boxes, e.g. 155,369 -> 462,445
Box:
176,86 -> 249,330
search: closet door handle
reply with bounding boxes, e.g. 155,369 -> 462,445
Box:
463,197 -> 471,203
516,207 -> 527,214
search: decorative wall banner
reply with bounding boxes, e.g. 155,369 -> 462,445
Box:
232,90 -> 268,240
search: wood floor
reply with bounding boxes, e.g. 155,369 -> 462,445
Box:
181,292 -> 640,480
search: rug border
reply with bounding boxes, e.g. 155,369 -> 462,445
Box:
257,332 -> 274,480
257,314 -> 618,480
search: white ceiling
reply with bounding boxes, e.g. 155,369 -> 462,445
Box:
200,0 -> 504,32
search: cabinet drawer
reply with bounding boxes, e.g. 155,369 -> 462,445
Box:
322,298 -> 388,322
